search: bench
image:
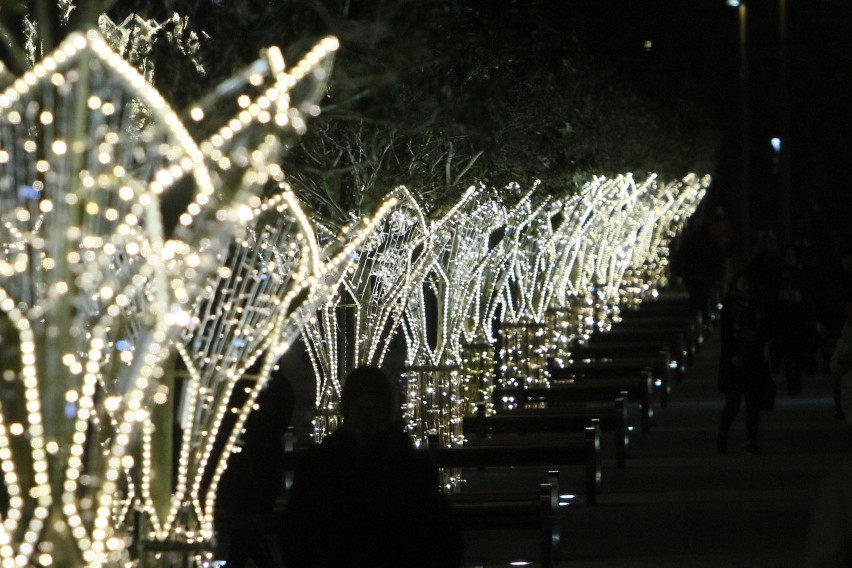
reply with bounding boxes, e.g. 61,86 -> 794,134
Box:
447,471 -> 561,568
463,399 -> 629,468
430,425 -> 601,505
549,355 -> 672,407
592,321 -> 693,358
615,312 -> 704,345
622,300 -> 708,329
494,373 -> 655,432
570,341 -> 685,382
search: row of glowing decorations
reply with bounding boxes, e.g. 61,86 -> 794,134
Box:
0,29 -> 707,567
0,29 -> 350,567
319,173 -> 708,451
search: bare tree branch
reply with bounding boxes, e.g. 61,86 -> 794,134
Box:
0,18 -> 28,73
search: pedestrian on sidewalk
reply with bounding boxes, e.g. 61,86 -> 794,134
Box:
281,366 -> 463,568
829,298 -> 852,447
716,270 -> 771,455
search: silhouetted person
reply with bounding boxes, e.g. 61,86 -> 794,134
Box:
717,271 -> 770,455
826,250 -> 852,417
830,300 -> 852,447
218,369 -> 295,568
671,218 -> 725,325
772,247 -> 813,396
747,231 -> 784,307
281,366 -> 463,568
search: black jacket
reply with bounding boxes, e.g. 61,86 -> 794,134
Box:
718,287 -> 769,393
282,427 -> 463,568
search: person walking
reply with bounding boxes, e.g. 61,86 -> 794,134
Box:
830,299 -> 852,448
281,366 -> 463,568
218,368 -> 295,568
716,271 -> 771,455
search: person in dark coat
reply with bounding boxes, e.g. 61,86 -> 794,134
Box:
218,368 -> 295,568
281,366 -> 463,568
716,271 -> 771,455
771,246 -> 815,396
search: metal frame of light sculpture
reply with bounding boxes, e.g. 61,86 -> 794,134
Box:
542,192 -> 599,366
617,177 -> 669,310
446,186 -> 540,413
477,185 -> 538,347
595,175 -> 638,312
454,198 -> 508,420
471,187 -> 539,394
497,196 -> 566,391
402,186 -> 481,367
576,175 -> 638,336
560,175 -> 639,343
400,185 -> 496,448
297,197 -> 400,442
0,29 -> 338,567
507,196 -> 562,323
600,174 -> 658,318
152,187 -> 319,551
571,174 -> 708,347
457,197 -> 509,350
0,30 -> 219,567
160,184 -> 386,560
641,180 -> 682,296
564,177 -> 616,340
302,186 -> 431,441
144,36 -> 339,560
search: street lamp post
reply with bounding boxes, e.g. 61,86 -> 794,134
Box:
728,0 -> 750,261
778,0 -> 791,240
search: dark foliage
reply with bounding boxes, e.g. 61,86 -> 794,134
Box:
0,0 -> 718,223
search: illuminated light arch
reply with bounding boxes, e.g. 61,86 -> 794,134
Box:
301,187 -> 430,441
401,185 -> 504,448
0,29 -> 337,566
0,30 -> 212,566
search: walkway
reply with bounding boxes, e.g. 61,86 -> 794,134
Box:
463,327 -> 850,567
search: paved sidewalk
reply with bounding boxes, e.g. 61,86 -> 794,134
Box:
463,328 -> 850,568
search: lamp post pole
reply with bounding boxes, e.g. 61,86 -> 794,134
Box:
778,0 -> 791,240
737,0 -> 750,261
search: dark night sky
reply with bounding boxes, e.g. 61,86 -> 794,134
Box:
529,0 -> 852,250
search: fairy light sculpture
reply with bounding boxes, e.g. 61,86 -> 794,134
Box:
597,175 -> 658,318
458,186 -> 539,407
0,9 -> 714,568
534,191 -> 598,366
302,186 -> 431,442
145,189 -> 316,552
0,29 -> 337,566
496,196 -> 563,389
477,186 -> 537,346
401,186 -> 501,448
642,174 -> 710,296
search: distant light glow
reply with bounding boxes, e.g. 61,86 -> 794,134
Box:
726,0 -> 741,7
770,137 -> 781,153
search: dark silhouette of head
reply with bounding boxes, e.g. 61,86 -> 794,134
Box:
340,366 -> 398,443
732,270 -> 754,296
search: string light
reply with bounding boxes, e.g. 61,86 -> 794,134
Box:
0,28 -> 338,565
302,187 -> 431,442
